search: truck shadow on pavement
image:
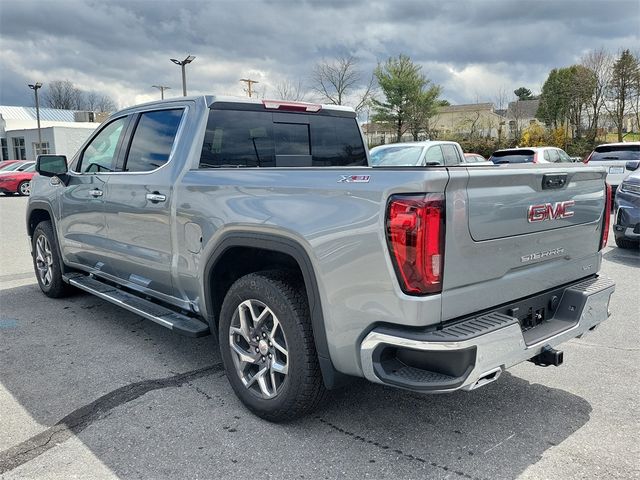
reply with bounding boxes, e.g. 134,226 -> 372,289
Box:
602,247 -> 640,267
0,284 -> 592,480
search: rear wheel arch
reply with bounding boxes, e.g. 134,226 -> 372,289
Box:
203,232 -> 347,389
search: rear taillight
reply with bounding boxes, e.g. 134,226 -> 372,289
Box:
386,194 -> 445,295
600,183 -> 612,250
584,152 -> 593,164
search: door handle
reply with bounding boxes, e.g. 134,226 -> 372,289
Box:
89,189 -> 103,197
146,193 -> 166,203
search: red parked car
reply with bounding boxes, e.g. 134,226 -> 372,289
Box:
0,160 -> 25,171
0,162 -> 36,196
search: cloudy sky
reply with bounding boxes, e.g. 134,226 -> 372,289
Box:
1,0 -> 638,110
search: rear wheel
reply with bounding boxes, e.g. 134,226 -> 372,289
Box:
17,180 -> 31,196
32,221 -> 73,298
218,271 -> 326,421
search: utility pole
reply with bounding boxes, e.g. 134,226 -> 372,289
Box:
28,82 -> 43,154
170,55 -> 196,96
240,78 -> 259,98
152,85 -> 171,99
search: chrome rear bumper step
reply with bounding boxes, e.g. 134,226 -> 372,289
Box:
65,274 -> 209,337
360,276 -> 615,393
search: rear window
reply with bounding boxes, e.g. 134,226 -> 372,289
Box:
490,149 -> 535,164
591,145 -> 640,161
199,110 -> 366,168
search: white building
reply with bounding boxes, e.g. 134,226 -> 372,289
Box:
0,106 -> 104,161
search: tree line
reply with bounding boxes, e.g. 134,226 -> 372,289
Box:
41,80 -> 117,112
537,48 -> 640,143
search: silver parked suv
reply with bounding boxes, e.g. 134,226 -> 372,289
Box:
28,96 -> 614,420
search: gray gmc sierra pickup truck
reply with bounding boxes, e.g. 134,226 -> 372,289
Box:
27,96 -> 615,421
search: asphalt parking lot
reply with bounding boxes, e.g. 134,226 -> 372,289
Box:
0,195 -> 638,480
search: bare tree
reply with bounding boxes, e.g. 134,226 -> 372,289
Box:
493,86 -> 510,144
311,55 -> 374,111
274,78 -> 307,101
631,48 -> 640,135
581,48 -> 612,142
84,91 -> 99,111
604,49 -> 639,141
42,80 -> 117,112
94,94 -> 117,112
43,80 -> 84,109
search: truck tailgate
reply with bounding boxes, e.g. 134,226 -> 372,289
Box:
441,164 -> 607,321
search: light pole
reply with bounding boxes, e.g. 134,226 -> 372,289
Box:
170,55 -> 195,96
28,82 -> 43,154
152,85 -> 171,100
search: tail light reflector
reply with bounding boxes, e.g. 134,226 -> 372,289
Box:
386,194 -> 445,295
600,183 -> 612,250
584,152 -> 593,164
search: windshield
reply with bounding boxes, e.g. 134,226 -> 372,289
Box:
591,145 -> 640,161
490,150 -> 535,164
370,146 -> 424,166
0,163 -> 24,172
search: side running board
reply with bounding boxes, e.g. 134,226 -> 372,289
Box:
64,274 -> 210,337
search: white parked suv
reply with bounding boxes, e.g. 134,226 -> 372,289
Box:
489,147 -> 574,164
585,142 -> 640,190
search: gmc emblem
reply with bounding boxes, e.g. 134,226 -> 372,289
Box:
528,200 -> 575,223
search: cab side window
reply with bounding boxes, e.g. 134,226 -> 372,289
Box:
547,149 -> 560,163
123,109 -> 184,172
78,117 -> 128,173
423,146 -> 445,165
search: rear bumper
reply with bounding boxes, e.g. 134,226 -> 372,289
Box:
359,276 -> 615,393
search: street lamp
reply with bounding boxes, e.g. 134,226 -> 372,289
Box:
152,85 -> 171,100
28,82 -> 43,155
170,55 -> 195,96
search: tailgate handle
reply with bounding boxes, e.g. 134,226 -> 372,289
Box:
542,174 -> 567,190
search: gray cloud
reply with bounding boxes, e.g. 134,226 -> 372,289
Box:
1,0 -> 638,109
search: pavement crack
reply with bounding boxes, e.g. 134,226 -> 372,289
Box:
0,364 -> 223,474
315,416 -> 486,480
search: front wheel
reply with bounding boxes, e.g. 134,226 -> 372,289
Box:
218,271 -> 326,421
614,236 -> 639,249
32,221 -> 73,297
18,180 -> 31,196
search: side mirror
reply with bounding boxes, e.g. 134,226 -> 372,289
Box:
625,160 -> 639,171
36,155 -> 68,177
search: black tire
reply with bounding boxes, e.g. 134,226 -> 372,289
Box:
32,221 -> 73,298
218,270 -> 326,422
614,236 -> 639,250
17,180 -> 31,196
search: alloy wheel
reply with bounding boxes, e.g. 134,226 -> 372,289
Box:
228,299 -> 289,399
19,181 -> 31,195
35,234 -> 53,286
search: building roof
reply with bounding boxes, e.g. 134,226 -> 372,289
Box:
506,99 -> 540,120
0,106 -> 80,122
438,103 -> 495,113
